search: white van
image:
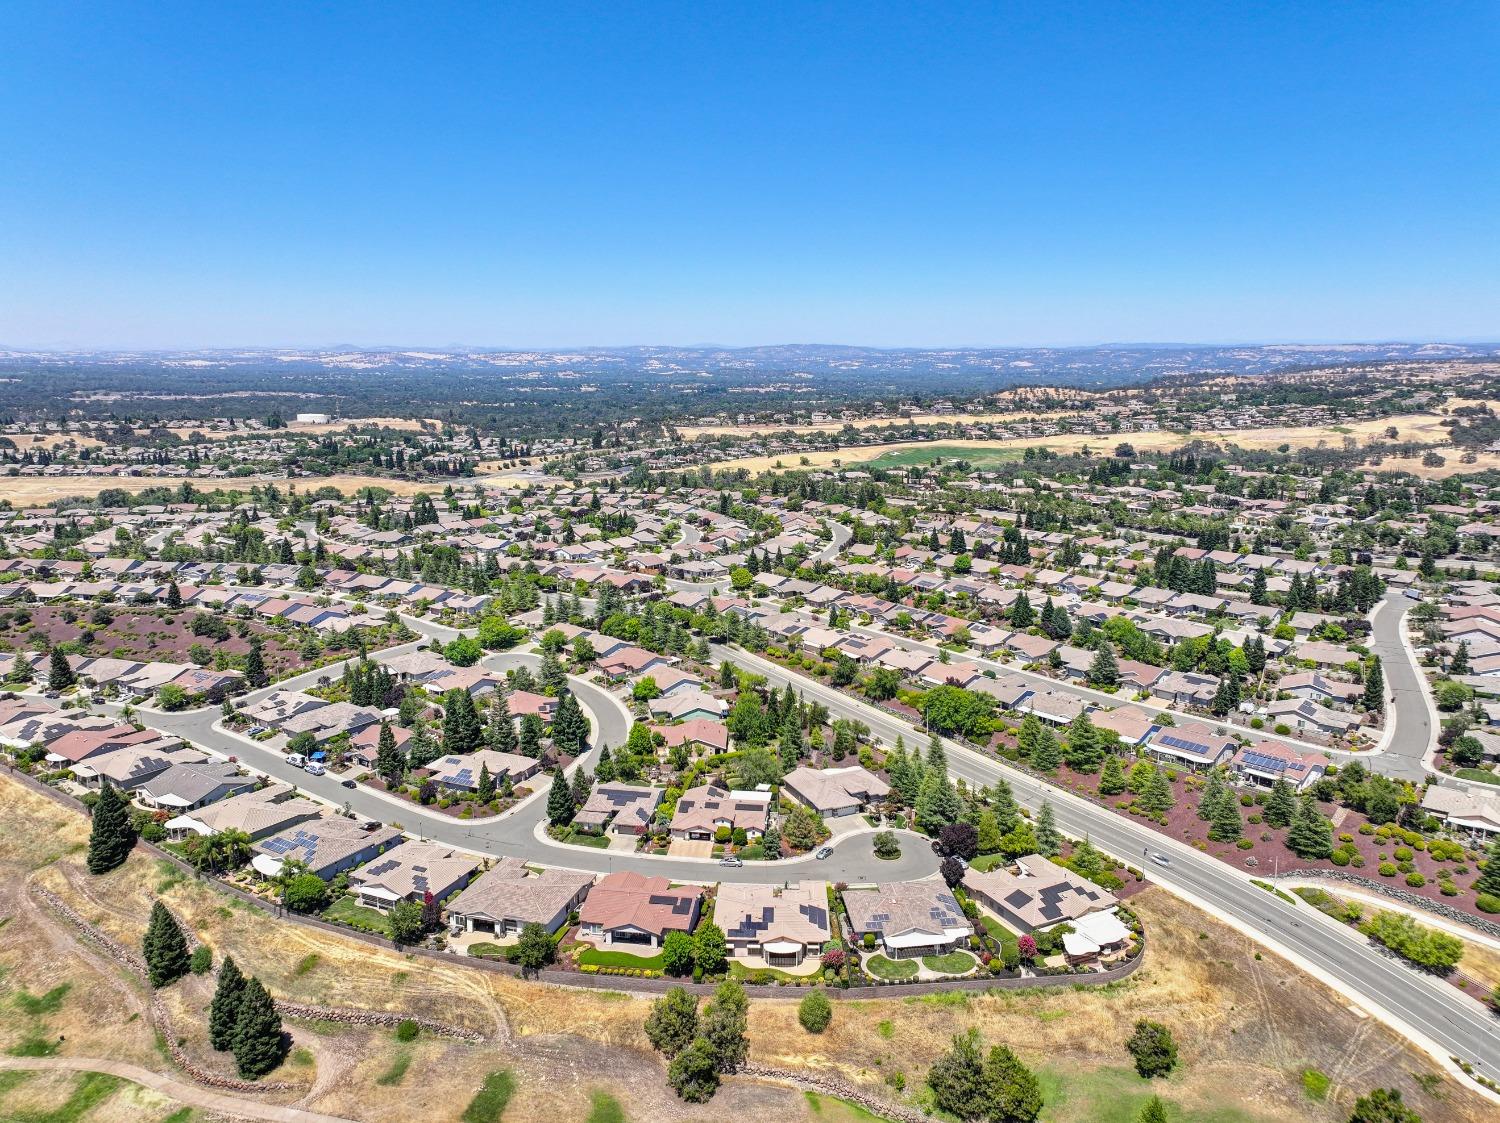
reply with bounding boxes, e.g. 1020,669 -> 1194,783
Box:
285,753 -> 307,768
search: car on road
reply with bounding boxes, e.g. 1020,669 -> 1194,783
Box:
303,761 -> 326,776
285,753 -> 307,768
1151,853 -> 1171,867
340,778 -> 356,788
719,856 -> 743,867
815,845 -> 834,860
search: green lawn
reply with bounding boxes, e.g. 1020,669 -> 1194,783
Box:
728,960 -> 813,984
321,896 -> 392,935
969,852 -> 1007,872
468,942 -> 510,960
1455,767 -> 1500,786
864,954 -> 919,980
869,444 -> 1026,469
586,1090 -> 627,1123
554,827 -> 613,848
575,946 -> 668,971
921,950 -> 976,975
803,1089 -> 898,1121
1034,1065 -> 1256,1123
980,914 -> 1021,956
462,1070 -> 516,1123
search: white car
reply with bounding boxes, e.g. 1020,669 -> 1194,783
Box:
303,761 -> 325,776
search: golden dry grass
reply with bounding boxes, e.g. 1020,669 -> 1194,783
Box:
703,406 -> 1481,475
2,774 -> 1495,1122
0,473 -> 488,505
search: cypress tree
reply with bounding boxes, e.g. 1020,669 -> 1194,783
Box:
232,976 -> 285,1078
209,956 -> 246,1051
375,721 -> 404,786
87,781 -> 135,874
142,901 -> 192,988
1362,657 -> 1385,712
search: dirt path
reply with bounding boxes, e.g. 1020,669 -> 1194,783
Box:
0,1056 -> 355,1122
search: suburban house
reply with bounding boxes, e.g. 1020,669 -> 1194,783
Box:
669,784 -> 771,840
781,765 -> 891,817
576,870 -> 703,948
964,854 -> 1120,933
422,749 -> 540,792
164,783 -> 322,841
716,880 -> 831,968
1420,786 -> 1500,839
841,881 -> 970,958
572,782 -> 664,835
648,719 -> 730,756
648,689 -> 728,722
1141,722 -> 1235,771
136,760 -> 257,811
347,841 -> 480,911
1264,698 -> 1361,737
1229,743 -> 1328,791
251,816 -> 404,879
445,857 -> 594,937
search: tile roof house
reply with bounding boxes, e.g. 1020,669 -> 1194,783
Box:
841,881 -> 970,958
1142,721 -> 1235,771
572,782 -> 664,835
445,858 -> 594,936
716,880 -> 831,967
348,842 -> 481,911
782,765 -> 891,817
648,719 -> 730,755
1420,786 -> 1500,838
251,816 -> 404,879
669,784 -> 771,840
422,749 -> 540,792
964,854 -> 1119,933
577,870 -> 703,948
1229,742 -> 1328,791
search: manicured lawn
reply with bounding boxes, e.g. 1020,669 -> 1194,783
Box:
864,954 -> 919,980
969,852 -> 1007,872
980,914 -> 1021,955
803,1089 -> 898,1121
462,1069 -> 516,1123
1455,767 -> 1500,786
468,942 -> 510,959
921,950 -> 976,975
555,827 -> 613,848
575,946 -> 668,971
322,896 -> 392,935
729,960 -> 813,984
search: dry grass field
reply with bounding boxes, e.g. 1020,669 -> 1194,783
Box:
0,473 -> 480,505
0,773 -> 1493,1122
703,406 -> 1484,475
0,417 -> 437,454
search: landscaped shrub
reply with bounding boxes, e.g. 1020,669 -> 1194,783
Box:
1236,839 -> 1253,850
1378,863 -> 1398,877
1405,873 -> 1426,888
798,990 -> 833,1034
1476,894 -> 1500,914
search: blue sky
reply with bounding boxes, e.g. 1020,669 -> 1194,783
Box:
1,2 -> 1496,349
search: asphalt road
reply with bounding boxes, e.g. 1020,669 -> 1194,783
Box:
1367,589 -> 1433,782
713,643 -> 1500,1078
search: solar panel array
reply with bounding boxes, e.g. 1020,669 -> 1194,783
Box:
1240,750 -> 1288,773
1157,733 -> 1209,753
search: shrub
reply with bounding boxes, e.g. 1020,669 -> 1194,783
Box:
1273,723 -> 1292,736
798,990 -> 832,1034
395,1019 -> 420,1042
1440,882 -> 1459,896
1378,862 -> 1397,877
1405,873 -> 1426,888
1393,846 -> 1412,862
1125,1019 -> 1177,1078
1236,839 -> 1253,850
190,946 -> 213,975
1476,894 -> 1500,914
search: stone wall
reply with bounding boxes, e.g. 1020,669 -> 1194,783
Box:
1276,868 -> 1500,940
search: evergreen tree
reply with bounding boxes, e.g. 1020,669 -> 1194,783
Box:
1198,770 -> 1227,821
1286,794 -> 1334,859
991,778 -> 1020,833
1030,727 -> 1062,772
166,581 -> 183,608
1208,790 -> 1242,842
1010,591 -> 1035,628
87,780 -> 135,874
477,762 -> 497,801
551,690 -> 590,753
244,640 -> 268,689
208,956 -> 246,1051
699,979 -> 749,1072
1473,836 -> 1500,898
1450,641 -> 1471,676
1362,657 -> 1385,712
1087,643 -> 1119,688
1249,568 -> 1268,605
1263,777 -> 1297,828
518,713 -> 544,757
570,766 -> 592,807
489,694 -> 518,753
1035,801 -> 1061,857
48,647 -> 76,691
1064,712 -> 1103,773
915,770 -> 964,835
1138,1097 -> 1168,1123
374,721 -> 404,787
1099,755 -> 1128,796
547,768 -> 575,825
1016,714 -> 1042,759
232,976 -> 285,1079
143,901 -> 192,988
1140,768 -> 1175,816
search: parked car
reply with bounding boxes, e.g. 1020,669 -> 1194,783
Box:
815,845 -> 834,860
719,856 -> 744,867
285,753 -> 307,768
303,761 -> 326,776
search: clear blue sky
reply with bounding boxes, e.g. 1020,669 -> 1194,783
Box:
2,2 -> 1496,349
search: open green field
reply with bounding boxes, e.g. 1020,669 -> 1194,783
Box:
867,444 -> 1027,469
1035,1065 -> 1259,1123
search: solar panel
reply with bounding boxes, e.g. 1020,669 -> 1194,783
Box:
1157,734 -> 1208,753
1241,751 -> 1287,773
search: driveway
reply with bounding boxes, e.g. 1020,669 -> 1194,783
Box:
667,839 -> 713,859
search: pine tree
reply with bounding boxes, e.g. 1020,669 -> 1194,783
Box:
1088,643 -> 1119,688
1208,790 -> 1242,842
1249,568 -> 1268,605
1198,770 -> 1227,821
1286,795 -> 1334,859
1030,727 -> 1062,772
1450,641 -> 1471,676
209,956 -> 246,1051
547,768 -> 575,825
142,901 -> 192,988
1263,777 -> 1296,828
1474,836 -> 1500,898
991,778 -> 1020,833
166,581 -> 183,608
1140,768 -> 1175,816
244,640 -> 268,689
1016,714 -> 1042,759
477,762 -> 497,801
48,647 -> 76,691
1035,801 -> 1061,856
1011,591 -> 1034,628
551,691 -> 590,753
87,781 -> 135,874
232,976 -> 285,1078
375,721 -> 404,787
1138,1095 -> 1168,1123
1099,755 -> 1128,796
915,770 -> 963,834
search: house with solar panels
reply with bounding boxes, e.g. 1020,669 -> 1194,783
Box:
348,841 -> 480,912
716,880 -> 831,969
250,815 -> 404,880
571,782 -> 663,835
963,854 -> 1120,935
576,870 -> 703,949
1141,721 -> 1235,772
1229,743 -> 1327,791
421,748 -> 540,793
841,881 -> 970,959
